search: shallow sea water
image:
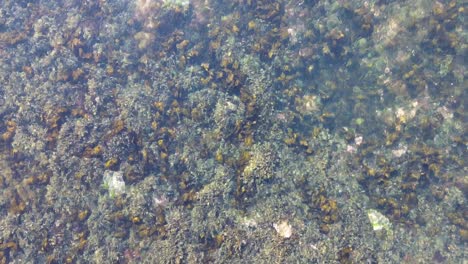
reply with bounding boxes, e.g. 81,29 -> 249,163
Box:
0,0 -> 465,263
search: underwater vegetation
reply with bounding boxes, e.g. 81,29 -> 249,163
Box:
0,0 -> 465,263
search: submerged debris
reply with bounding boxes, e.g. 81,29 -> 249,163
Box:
367,209 -> 392,236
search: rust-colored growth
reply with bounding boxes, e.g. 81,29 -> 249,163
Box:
104,119 -> 125,141
131,216 -> 142,224
321,199 -> 337,214
22,65 -> 33,76
284,131 -> 297,145
314,193 -> 340,226
447,210 -> 467,228
215,150 -> 224,163
36,173 -> 50,184
318,112 -> 335,123
151,120 -> 159,131
252,42 -> 262,52
178,55 -> 186,68
401,182 -> 418,191
79,48 -> 93,60
377,196 -> 412,221
57,70 -> 71,81
93,46 -> 104,63
166,128 -> 177,139
186,48 -> 199,60
68,38 -> 83,51
244,134 -> 254,147
386,198 -> 399,210
156,226 -> 167,238
9,195 -> 26,215
65,256 -> 74,264
429,163 -> 441,176
106,65 -> 114,75
402,192 -> 418,208
322,44 -> 331,56
75,237 -> 87,252
190,107 -> 203,121
385,131 -> 400,146
155,212 -> 166,226
78,209 -> 89,221
326,28 -> 345,41
71,108 -> 86,117
169,100 -> 183,117
110,211 -> 126,222
113,229 -> 128,238
0,31 -> 27,46
338,246 -> 353,262
22,176 -> 35,186
140,148 -> 149,165
104,157 -> 118,169
0,241 -> 18,251
201,62 -> 210,72
112,119 -> 125,135
1,120 -> 17,141
45,107 -> 67,129
255,1 -> 280,20
268,42 -> 280,59
209,40 -> 221,51
200,75 -> 212,85
176,39 -> 189,51
319,223 -> 330,234
214,233 -> 225,247
460,228 -> 468,241
46,255 -> 57,264
5,120 -> 16,130
276,72 -> 295,85
72,68 -> 84,80
45,130 -> 60,148
0,241 -> 18,262
125,167 -> 144,183
181,190 -> 197,204
40,238 -> 49,252
83,145 -> 103,158
160,151 -> 168,160
208,26 -> 220,38
231,24 -> 239,34
137,226 -> 154,237
238,151 -> 252,168
153,101 -> 165,112
248,20 -> 256,30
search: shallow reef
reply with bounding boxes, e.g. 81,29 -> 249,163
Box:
0,0 -> 466,263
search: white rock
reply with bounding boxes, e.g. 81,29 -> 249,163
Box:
274,221 -> 293,238
103,170 -> 126,196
